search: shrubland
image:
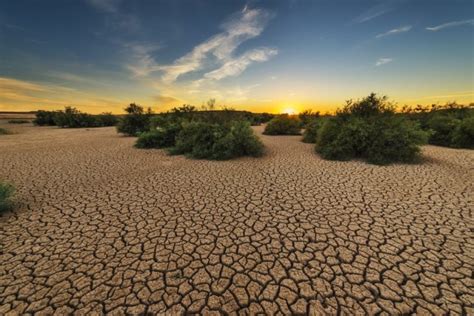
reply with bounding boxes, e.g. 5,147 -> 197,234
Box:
33,107 -> 118,128
316,93 -> 429,165
116,103 -> 153,136
401,102 -> 473,149
8,119 -> 30,124
133,104 -> 264,160
0,182 -> 14,212
0,127 -> 12,135
302,118 -> 325,143
263,115 -> 301,135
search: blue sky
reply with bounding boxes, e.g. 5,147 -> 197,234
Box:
0,0 -> 473,113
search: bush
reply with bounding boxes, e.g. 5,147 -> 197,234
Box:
8,119 -> 30,124
169,121 -> 263,160
426,115 -> 459,147
263,115 -> 301,135
212,121 -> 264,159
54,107 -> 97,128
33,110 -> 58,126
0,182 -> 14,212
33,107 -> 116,128
117,103 -> 153,136
299,110 -> 320,127
0,127 -> 12,135
95,113 -> 118,127
135,124 -> 182,149
365,118 -> 429,164
302,119 -> 323,143
451,116 -> 474,148
316,93 -> 429,165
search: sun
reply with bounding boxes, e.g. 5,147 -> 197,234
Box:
282,108 -> 296,115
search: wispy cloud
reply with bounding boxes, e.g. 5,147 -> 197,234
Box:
376,25 -> 412,38
86,0 -> 121,13
161,7 -> 274,82
375,58 -> 393,66
354,3 -> 393,23
86,0 -> 140,31
126,6 -> 276,84
203,48 -> 278,81
125,43 -> 161,77
0,76 -> 124,112
154,95 -> 181,106
426,19 -> 474,31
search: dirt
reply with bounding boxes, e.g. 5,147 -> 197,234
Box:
0,122 -> 473,315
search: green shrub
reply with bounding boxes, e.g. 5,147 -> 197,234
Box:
0,182 -> 14,212
95,113 -> 118,127
34,108 -> 116,128
316,93 -> 428,165
263,115 -> 301,135
212,121 -> 264,159
426,115 -> 459,147
33,110 -> 58,126
365,118 -> 429,164
316,117 -> 368,161
8,119 -> 30,124
299,110 -> 320,127
0,127 -> 12,135
302,119 -> 323,143
135,124 -> 182,149
54,107 -> 97,128
169,121 -> 263,160
452,116 -> 474,148
117,103 -> 153,136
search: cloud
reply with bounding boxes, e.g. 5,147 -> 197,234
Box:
375,58 -> 393,66
0,76 -> 124,113
376,25 -> 412,38
86,0 -> 121,13
154,95 -> 181,105
354,3 -> 393,23
86,0 -> 140,31
125,43 -> 161,77
126,7 -> 275,83
204,48 -> 278,80
426,19 -> 474,31
161,7 -> 273,82
0,77 -> 48,92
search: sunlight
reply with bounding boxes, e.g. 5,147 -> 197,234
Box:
282,107 -> 296,115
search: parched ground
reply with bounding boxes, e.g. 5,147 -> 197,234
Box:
0,122 -> 473,315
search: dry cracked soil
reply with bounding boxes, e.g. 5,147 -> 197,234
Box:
0,122 -> 473,315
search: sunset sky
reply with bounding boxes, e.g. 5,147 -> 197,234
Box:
0,0 -> 473,114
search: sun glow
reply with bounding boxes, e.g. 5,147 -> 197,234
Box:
282,107 -> 296,115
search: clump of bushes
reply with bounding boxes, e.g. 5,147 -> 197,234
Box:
134,104 -> 264,160
263,115 -> 301,135
302,119 -> 324,143
0,182 -> 14,212
33,110 -> 58,126
401,102 -> 473,149
33,107 -> 117,128
316,93 -> 429,165
8,119 -> 30,124
116,103 -> 153,136
0,127 -> 12,135
169,121 -> 263,160
299,110 -> 320,127
452,116 -> 474,148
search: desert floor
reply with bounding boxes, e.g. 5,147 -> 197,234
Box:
0,121 -> 473,315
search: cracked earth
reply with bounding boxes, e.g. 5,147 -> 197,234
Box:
0,122 -> 473,315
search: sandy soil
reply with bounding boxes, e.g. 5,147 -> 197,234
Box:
0,122 -> 473,315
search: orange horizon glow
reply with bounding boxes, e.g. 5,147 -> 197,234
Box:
1,76 -> 473,115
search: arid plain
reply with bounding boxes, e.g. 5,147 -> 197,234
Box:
0,121 -> 473,315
